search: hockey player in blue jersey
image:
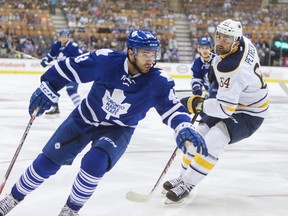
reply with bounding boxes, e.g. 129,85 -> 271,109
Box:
191,36 -> 214,96
0,30 -> 208,216
179,36 -> 216,113
163,19 -> 269,204
40,29 -> 83,115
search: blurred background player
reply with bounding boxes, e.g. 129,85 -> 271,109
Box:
191,36 -> 215,97
163,19 -> 269,204
40,29 -> 83,115
180,36 -> 217,121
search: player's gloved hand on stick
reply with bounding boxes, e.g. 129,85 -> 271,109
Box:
40,57 -> 48,68
29,81 -> 59,116
175,122 -> 208,156
187,95 -> 205,114
192,84 -> 202,96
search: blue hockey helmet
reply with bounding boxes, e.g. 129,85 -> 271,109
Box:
127,30 -> 160,51
199,36 -> 213,48
59,29 -> 70,37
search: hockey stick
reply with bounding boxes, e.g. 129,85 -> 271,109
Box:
11,49 -> 54,67
11,49 -> 41,61
279,81 -> 288,96
126,82 -> 216,202
0,108 -> 39,196
126,114 -> 198,202
175,89 -> 191,93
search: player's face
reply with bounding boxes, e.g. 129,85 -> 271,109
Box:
215,33 -> 234,55
59,35 -> 69,46
199,45 -> 211,59
130,49 -> 156,74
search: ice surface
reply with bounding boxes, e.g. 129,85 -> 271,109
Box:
0,74 -> 287,216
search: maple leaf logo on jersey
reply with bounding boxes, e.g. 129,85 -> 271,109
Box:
102,89 -> 131,119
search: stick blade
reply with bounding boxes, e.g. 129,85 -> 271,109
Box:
126,191 -> 151,202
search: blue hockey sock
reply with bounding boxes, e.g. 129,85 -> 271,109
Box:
11,153 -> 61,200
66,148 -> 109,211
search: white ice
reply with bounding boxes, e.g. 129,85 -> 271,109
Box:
0,74 -> 288,216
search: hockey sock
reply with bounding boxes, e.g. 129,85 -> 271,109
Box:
66,148 -> 109,211
180,152 -> 195,174
69,93 -> 81,107
183,122 -> 230,186
11,153 -> 61,200
180,123 -> 210,175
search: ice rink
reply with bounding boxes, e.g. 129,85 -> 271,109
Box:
0,73 -> 288,216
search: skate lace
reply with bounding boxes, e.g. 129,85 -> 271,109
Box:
58,205 -> 79,216
172,184 -> 192,196
168,177 -> 183,187
0,195 -> 19,216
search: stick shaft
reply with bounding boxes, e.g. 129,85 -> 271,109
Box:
0,109 -> 38,196
11,49 -> 41,61
126,114 -> 199,202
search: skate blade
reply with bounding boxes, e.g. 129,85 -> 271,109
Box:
164,198 -> 185,205
161,189 -> 168,195
164,188 -> 197,205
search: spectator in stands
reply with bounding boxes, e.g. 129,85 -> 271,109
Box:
49,0 -> 57,15
0,37 -> 9,58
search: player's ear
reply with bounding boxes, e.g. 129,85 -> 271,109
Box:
128,48 -> 135,59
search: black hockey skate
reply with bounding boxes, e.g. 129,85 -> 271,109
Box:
0,194 -> 20,216
162,176 -> 183,193
165,182 -> 193,204
58,205 -> 79,216
45,105 -> 60,115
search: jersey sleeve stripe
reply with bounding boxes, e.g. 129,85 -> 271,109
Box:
66,58 -> 82,83
166,111 -> 190,128
55,62 -> 71,81
161,103 -> 182,121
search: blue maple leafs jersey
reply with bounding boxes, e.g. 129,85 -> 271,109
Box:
41,49 -> 191,131
46,41 -> 83,63
191,54 -> 215,91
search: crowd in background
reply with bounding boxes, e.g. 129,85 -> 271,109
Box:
0,0 -> 287,65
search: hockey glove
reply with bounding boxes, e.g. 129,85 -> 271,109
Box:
187,95 -> 205,114
192,84 -> 202,96
40,57 -> 49,68
29,81 -> 59,116
175,123 -> 208,156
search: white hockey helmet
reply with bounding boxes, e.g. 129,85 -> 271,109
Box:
216,19 -> 242,42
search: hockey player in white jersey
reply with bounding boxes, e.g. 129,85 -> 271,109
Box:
163,19 -> 269,203
0,30 -> 208,216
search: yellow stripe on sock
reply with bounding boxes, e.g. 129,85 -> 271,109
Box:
193,155 -> 215,170
182,156 -> 191,166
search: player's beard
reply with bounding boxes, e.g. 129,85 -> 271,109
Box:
215,45 -> 227,55
128,56 -> 152,74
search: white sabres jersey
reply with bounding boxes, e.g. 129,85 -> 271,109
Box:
203,36 -> 269,119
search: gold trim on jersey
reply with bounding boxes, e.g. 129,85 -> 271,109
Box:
224,105 -> 237,112
237,98 -> 270,109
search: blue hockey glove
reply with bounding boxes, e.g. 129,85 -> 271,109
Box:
175,122 -> 208,156
40,57 -> 48,68
187,95 -> 205,114
29,81 -> 59,116
192,85 -> 202,96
